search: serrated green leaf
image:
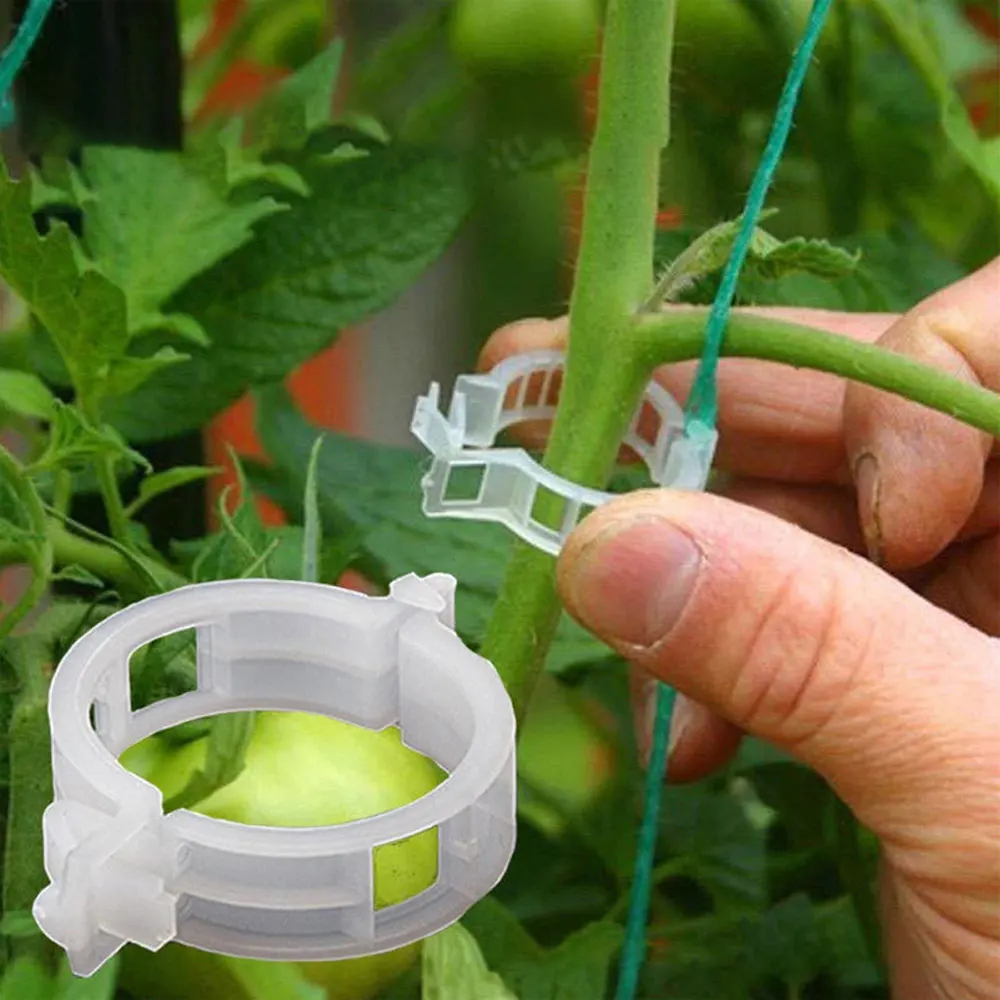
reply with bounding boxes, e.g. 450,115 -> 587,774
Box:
203,119 -> 312,198
249,40 -> 344,154
102,347 -> 190,399
648,213 -> 777,304
747,233 -> 860,280
252,386 -> 609,672
125,465 -> 220,518
108,146 -> 470,441
0,370 -> 56,420
648,212 -> 857,307
658,784 -> 767,907
0,163 -> 129,401
77,145 -> 286,338
30,401 -> 149,476
423,924 -> 519,1000
463,898 -> 622,1000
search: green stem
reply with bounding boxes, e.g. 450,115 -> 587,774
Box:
94,456 -> 129,544
481,0 -> 677,722
51,469 -> 71,516
0,520 -> 184,594
78,398 -> 130,544
635,309 -> 1000,437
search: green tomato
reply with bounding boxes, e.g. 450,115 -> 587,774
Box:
118,711 -> 444,1000
450,0 -> 602,77
673,0 -> 843,109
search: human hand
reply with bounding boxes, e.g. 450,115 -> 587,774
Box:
480,259 -> 1000,999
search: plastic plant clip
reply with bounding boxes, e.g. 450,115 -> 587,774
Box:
32,574 -> 517,978
410,351 -> 718,555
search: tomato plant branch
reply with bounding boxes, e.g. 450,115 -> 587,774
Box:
635,309 -> 1000,436
481,0 -> 677,722
0,519 -> 184,595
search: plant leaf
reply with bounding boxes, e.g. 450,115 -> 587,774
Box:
108,146 -> 471,441
125,465 -> 220,518
248,40 -> 344,154
463,898 -> 622,1000
162,710 -> 256,813
0,370 -> 57,420
423,923 -> 519,1000
77,145 -> 286,338
102,347 -> 190,399
191,457 -> 271,582
0,163 -> 129,402
252,386 -> 610,672
648,213 -> 858,308
51,565 -> 105,588
30,401 -> 150,476
300,435 -> 325,583
658,784 -> 768,907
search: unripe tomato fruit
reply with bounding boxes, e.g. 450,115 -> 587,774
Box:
118,711 -> 443,1000
450,0 -> 602,77
672,0 -> 842,109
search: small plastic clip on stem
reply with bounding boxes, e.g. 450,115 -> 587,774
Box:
410,351 -> 718,557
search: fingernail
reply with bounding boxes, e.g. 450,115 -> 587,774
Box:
639,689 -> 692,767
854,453 -> 884,565
569,516 -> 702,649
667,693 -> 692,758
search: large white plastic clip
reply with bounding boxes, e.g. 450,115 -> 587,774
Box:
34,575 -> 516,976
411,351 -> 718,555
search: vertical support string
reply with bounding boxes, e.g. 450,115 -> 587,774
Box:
0,0 -> 57,128
615,1 -> 837,996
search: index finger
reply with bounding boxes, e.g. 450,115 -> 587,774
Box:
479,307 -> 896,483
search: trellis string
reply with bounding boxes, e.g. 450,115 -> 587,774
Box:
615,1 -> 837,997
0,0 -> 57,129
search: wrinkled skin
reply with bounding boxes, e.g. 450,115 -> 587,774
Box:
481,259 -> 1000,1000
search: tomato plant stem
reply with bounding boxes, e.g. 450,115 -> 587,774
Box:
481,0 -> 677,722
636,309 -> 1000,436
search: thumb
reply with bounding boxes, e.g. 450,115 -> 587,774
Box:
556,490 -> 1000,839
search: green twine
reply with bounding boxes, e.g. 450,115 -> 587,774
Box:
0,0 -> 56,129
615,1 -> 836,997
684,0 -> 837,431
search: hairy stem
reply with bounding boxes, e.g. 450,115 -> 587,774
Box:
481,0 -> 677,721
636,309 -> 1000,436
